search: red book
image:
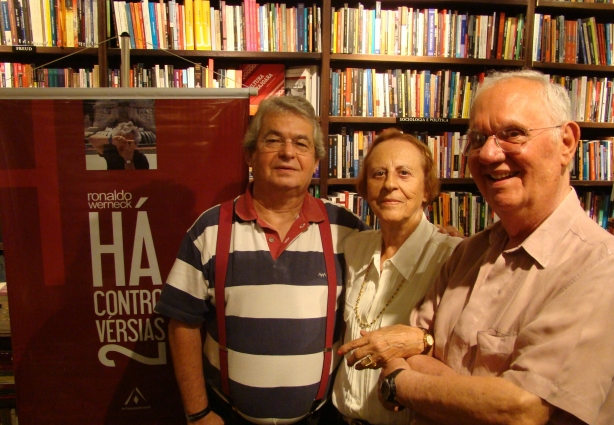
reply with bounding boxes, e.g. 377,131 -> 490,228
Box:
597,23 -> 606,66
240,63 -> 285,115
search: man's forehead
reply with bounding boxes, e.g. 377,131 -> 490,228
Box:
261,113 -> 313,133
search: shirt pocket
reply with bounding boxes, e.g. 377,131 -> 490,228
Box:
473,329 -> 517,376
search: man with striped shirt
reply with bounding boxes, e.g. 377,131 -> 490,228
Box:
155,96 -> 367,425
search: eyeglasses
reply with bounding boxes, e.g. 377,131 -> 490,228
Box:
463,125 -> 563,156
260,136 -> 314,155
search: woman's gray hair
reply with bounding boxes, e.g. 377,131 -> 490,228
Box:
472,69 -> 572,124
243,96 -> 325,159
111,121 -> 141,144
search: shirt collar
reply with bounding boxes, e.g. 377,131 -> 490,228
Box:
520,188 -> 578,268
388,216 -> 433,280
235,182 -> 325,223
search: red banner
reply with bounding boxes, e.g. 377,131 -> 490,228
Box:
0,91 -> 249,424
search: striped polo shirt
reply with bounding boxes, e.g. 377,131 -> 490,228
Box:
156,189 -> 368,424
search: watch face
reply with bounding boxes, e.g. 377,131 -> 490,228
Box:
426,334 -> 434,346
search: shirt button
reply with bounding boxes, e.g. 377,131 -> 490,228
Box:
268,237 -> 275,242
300,223 -> 306,228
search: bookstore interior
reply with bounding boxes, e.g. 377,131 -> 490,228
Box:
0,0 -> 613,423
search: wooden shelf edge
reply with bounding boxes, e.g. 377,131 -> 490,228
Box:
532,61 -> 614,73
325,178 -> 612,187
330,54 -> 525,66
537,1 -> 614,11
386,0 -> 527,4
571,180 -> 614,187
328,116 -> 469,124
107,49 -> 322,61
0,46 -> 98,55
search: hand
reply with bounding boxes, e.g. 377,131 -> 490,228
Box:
435,224 -> 464,238
377,358 -> 410,411
337,325 -> 424,370
113,136 -> 136,162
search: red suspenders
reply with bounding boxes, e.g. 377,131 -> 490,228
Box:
214,198 -> 338,404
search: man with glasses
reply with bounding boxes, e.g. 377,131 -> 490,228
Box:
341,70 -> 614,424
156,96 -> 368,424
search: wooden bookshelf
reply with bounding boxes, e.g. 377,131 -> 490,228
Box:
0,0 -> 612,232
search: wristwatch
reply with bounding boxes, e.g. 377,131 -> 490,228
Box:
418,327 -> 434,354
380,368 -> 405,404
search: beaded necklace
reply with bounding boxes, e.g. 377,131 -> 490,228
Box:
353,260 -> 406,329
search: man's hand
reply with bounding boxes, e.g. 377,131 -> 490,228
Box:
377,358 -> 410,411
337,325 -> 424,370
113,136 -> 136,162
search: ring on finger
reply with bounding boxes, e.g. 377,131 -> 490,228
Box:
360,354 -> 376,368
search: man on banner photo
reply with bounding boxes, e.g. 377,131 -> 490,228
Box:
155,96 -> 368,424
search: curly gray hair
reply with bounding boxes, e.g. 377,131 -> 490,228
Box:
111,121 -> 141,144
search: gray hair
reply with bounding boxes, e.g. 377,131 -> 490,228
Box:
243,96 -> 325,159
111,121 -> 141,144
472,69 -> 572,124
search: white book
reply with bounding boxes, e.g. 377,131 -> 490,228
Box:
336,135 -> 342,178
226,4 -> 235,51
579,76 -> 587,122
417,11 -> 424,56
374,1 -> 380,54
210,6 -> 216,50
479,15 -> 488,59
4,63 -> 12,88
28,0 -> 43,46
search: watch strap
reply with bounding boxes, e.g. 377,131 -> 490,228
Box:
383,368 -> 405,404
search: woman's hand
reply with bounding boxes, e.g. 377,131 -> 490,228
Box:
435,224 -> 464,238
337,324 -> 425,370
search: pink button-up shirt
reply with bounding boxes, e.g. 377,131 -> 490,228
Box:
412,189 -> 614,424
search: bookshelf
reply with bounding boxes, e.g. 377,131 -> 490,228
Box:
0,0 -> 612,233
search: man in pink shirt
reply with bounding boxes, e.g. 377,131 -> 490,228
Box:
339,70 -> 614,425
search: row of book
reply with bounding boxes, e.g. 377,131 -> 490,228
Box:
327,186 -> 614,235
329,127 -> 614,183
533,15 -> 614,65
572,138 -> 614,181
329,68 -> 483,119
579,190 -> 614,231
105,62 -> 319,114
0,62 -> 100,87
111,0 -> 322,52
328,128 -> 471,180
552,1 -> 614,3
550,74 -> 614,123
331,5 -> 525,60
0,0 -> 98,47
326,189 -> 499,236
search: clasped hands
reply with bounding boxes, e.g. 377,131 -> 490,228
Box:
337,324 -> 425,370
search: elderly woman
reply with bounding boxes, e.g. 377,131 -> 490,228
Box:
332,129 -> 462,424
